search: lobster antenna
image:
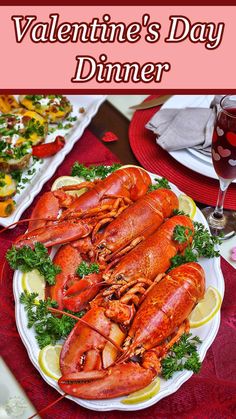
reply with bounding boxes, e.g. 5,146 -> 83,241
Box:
0,217 -> 58,234
28,393 -> 66,419
48,307 -> 124,352
0,259 -> 7,285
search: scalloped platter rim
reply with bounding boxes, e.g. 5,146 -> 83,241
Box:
13,171 -> 224,412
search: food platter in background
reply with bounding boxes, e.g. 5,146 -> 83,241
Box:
0,95 -> 106,227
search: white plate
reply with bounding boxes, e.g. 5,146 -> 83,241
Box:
13,171 -> 224,412
0,357 -> 37,418
0,95 -> 106,227
162,95 -> 236,183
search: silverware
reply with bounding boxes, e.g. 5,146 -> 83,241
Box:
129,95 -> 172,110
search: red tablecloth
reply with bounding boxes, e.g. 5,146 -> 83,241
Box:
0,130 -> 236,418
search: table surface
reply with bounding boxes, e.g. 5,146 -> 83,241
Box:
90,98 -> 207,202
90,99 -> 140,165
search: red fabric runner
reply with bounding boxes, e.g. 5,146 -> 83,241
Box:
0,130 -> 236,418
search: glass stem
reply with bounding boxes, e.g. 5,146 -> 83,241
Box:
213,178 -> 231,219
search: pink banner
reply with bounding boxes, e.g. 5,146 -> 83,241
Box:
0,6 -> 235,89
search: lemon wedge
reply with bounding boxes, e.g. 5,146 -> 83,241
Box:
38,344 -> 62,380
51,175 -> 87,196
22,269 -> 45,300
189,286 -> 222,328
178,194 -> 197,219
118,164 -> 148,174
121,377 -> 160,404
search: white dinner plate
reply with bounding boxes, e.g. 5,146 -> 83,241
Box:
162,95 -> 235,183
0,95 -> 106,227
13,171 -> 224,412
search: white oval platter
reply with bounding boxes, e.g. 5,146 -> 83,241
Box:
13,171 -> 224,412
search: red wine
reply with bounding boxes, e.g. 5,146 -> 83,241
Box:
212,107 -> 236,180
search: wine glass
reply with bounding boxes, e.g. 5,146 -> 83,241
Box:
202,95 -> 236,239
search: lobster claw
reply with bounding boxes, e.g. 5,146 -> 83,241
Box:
59,363 -> 155,399
62,273 -> 103,312
15,220 -> 92,249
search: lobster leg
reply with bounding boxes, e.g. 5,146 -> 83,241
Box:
47,244 -> 83,309
62,273 -> 103,312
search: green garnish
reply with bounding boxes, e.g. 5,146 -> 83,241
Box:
172,209 -> 189,216
11,169 -> 23,183
173,225 -> 193,244
66,116 -> 77,122
192,222 -> 221,258
170,221 -> 220,269
25,95 -> 45,103
76,261 -> 100,278
0,140 -> 31,161
0,172 -> 6,187
170,247 -> 198,268
23,118 -> 45,139
6,243 -> 61,285
20,291 -> 84,349
71,163 -> 122,180
161,333 -> 202,379
149,177 -> 171,191
11,158 -> 41,193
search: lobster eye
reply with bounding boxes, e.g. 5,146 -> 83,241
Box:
98,243 -> 105,249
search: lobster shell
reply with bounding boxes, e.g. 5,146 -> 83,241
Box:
95,188 -> 178,257
109,215 -> 194,284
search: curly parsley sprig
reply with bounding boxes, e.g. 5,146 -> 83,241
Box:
173,225 -> 193,244
71,163 -> 122,180
192,221 -> 221,258
6,242 -> 61,285
170,222 -> 221,269
161,333 -> 202,379
20,291 -> 85,349
172,209 -> 189,217
76,261 -> 100,278
149,177 -> 171,191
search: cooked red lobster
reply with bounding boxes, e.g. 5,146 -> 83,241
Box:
57,214 -> 195,395
17,166 -> 151,241
59,191 -> 179,312
58,262 -> 205,399
3,165 -> 208,406
14,177 -> 178,311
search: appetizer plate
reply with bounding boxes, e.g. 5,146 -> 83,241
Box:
13,172 -> 224,412
0,95 -> 106,227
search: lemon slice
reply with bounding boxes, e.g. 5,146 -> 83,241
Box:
121,377 -> 160,404
51,175 -> 87,197
189,286 -> 222,328
22,269 -> 45,300
38,344 -> 62,380
178,194 -> 197,219
118,164 -> 148,174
